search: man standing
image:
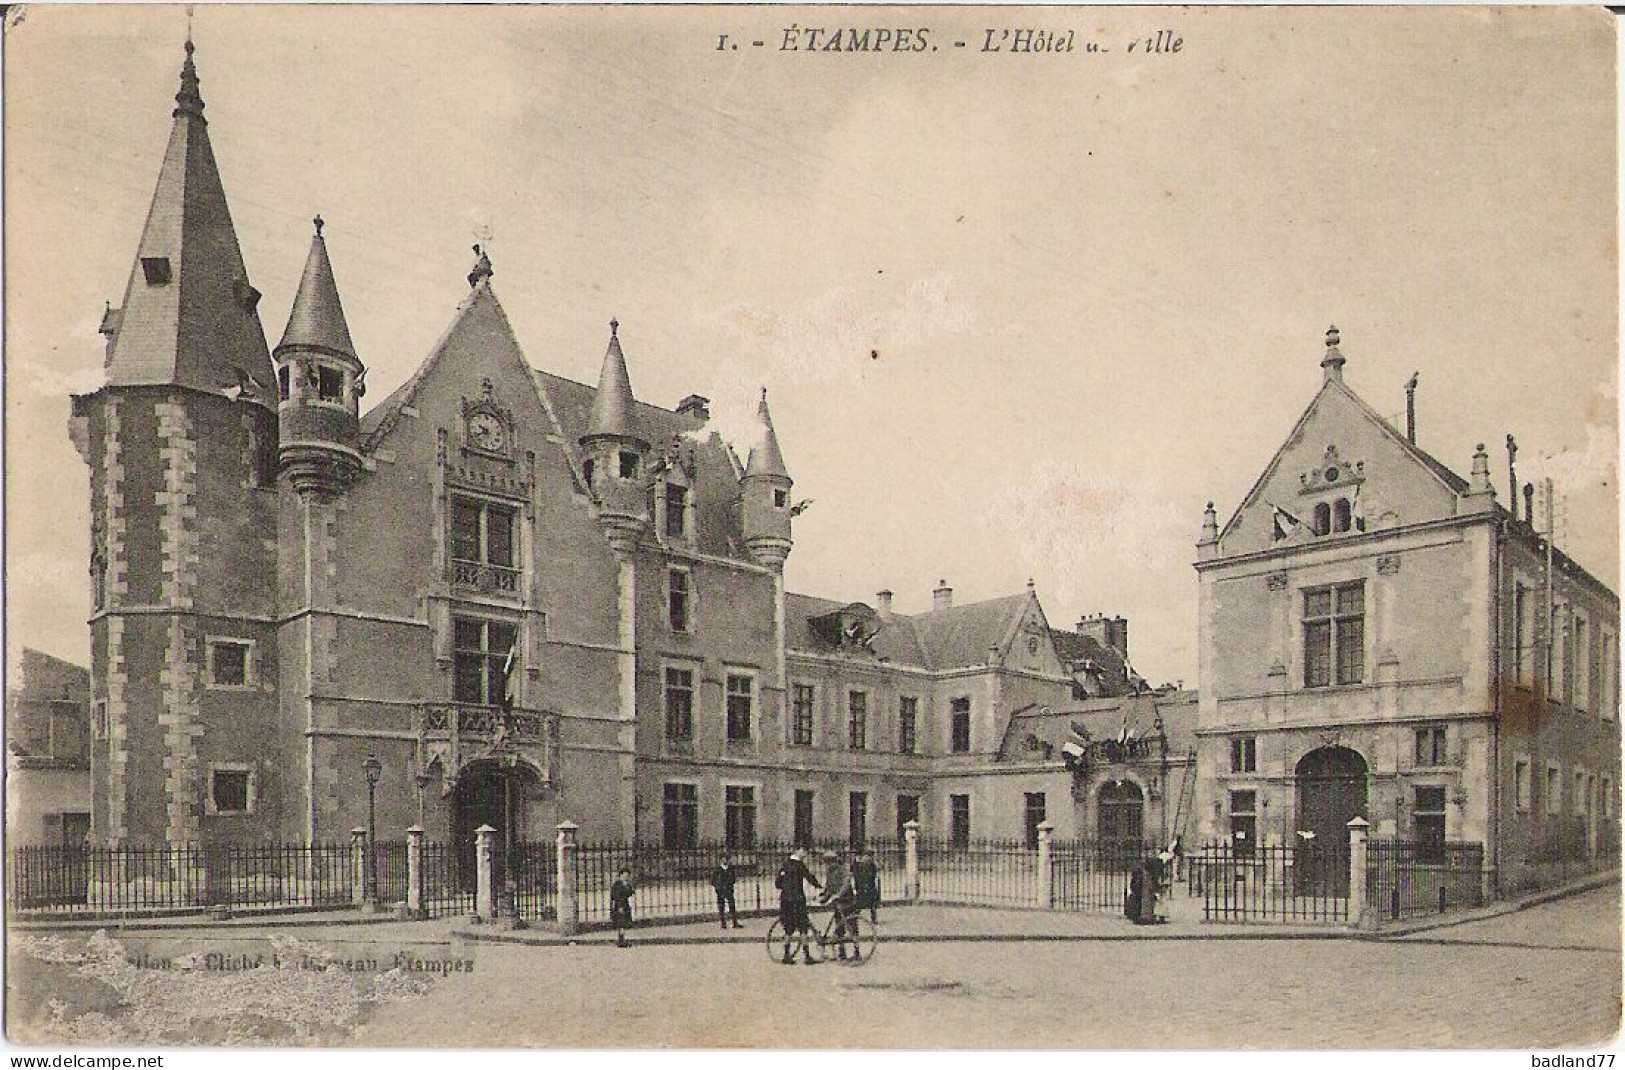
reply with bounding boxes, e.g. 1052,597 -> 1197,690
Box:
820,850 -> 861,961
774,848 -> 821,965
711,852 -> 741,929
852,846 -> 880,925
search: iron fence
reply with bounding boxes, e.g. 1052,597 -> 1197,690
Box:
7,842 -> 357,915
372,841 -> 409,904
1196,842 -> 1350,923
1050,839 -> 1156,913
1366,840 -> 1488,920
420,840 -> 473,919
915,838 -> 1036,907
511,839 -> 556,921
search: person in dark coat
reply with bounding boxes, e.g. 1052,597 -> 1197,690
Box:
1128,857 -> 1160,925
711,853 -> 741,929
610,868 -> 635,947
1126,863 -> 1144,923
852,847 -> 881,925
774,849 -> 821,964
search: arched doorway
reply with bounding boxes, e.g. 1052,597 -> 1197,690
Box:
450,760 -> 542,892
1294,746 -> 1368,895
1098,779 -> 1145,857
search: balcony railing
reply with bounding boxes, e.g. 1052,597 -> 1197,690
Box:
421,704 -> 548,741
451,559 -> 520,594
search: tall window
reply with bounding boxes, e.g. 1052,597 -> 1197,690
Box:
1230,736 -> 1256,773
1414,725 -> 1447,767
316,364 -> 344,403
1333,497 -> 1352,534
90,552 -> 106,612
664,667 -> 694,741
896,794 -> 920,840
1304,582 -> 1364,688
849,792 -> 868,847
1229,790 -> 1257,859
1546,764 -> 1562,816
949,794 -> 971,849
662,783 -> 698,849
1311,502 -> 1331,537
1602,629 -> 1618,720
847,691 -> 867,750
1603,778 -> 1614,820
1575,772 -> 1588,816
950,697 -> 971,753
1514,584 -> 1533,687
794,789 -> 816,846
1023,792 -> 1047,849
1514,759 -> 1531,813
898,696 -> 918,755
1549,607 -> 1567,700
1414,786 -> 1446,862
277,365 -> 291,401
725,785 -> 757,849
453,618 -> 517,705
726,674 -> 753,742
663,483 -> 688,538
1574,615 -> 1590,711
791,684 -> 815,746
93,701 -> 108,741
668,569 -> 691,633
451,497 -> 517,569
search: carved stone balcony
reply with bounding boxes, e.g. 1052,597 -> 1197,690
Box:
418,703 -> 558,790
451,559 -> 520,595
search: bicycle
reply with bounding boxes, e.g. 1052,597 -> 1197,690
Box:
819,902 -> 877,966
765,913 -> 826,965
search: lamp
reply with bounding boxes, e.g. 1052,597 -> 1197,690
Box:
362,754 -> 383,908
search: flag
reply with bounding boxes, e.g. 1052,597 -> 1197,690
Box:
499,642 -> 519,714
1269,501 -> 1301,541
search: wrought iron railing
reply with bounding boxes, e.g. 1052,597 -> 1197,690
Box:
1195,842 -> 1350,923
1365,839 -> 1487,920
1050,839 -> 1157,913
915,838 -> 1037,907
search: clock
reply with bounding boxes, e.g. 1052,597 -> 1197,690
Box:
468,412 -> 506,452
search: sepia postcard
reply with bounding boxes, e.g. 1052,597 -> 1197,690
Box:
2,3 -> 1619,1053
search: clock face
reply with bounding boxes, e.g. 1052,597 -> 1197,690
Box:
469,413 -> 506,451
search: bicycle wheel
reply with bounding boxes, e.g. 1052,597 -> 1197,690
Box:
766,917 -> 825,964
765,918 -> 788,963
821,911 -> 874,966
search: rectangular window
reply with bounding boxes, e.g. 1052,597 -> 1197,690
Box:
1574,615 -> 1590,711
949,794 -> 971,849
1602,629 -> 1618,720
898,696 -> 918,755
896,794 -> 920,840
1546,764 -> 1562,816
774,488 -> 789,508
668,569 -> 691,633
453,617 -> 518,705
791,684 -> 815,746
210,769 -> 252,815
618,451 -> 639,480
662,782 -> 698,849
277,365 -> 291,401
1575,772 -> 1588,816
91,554 -> 106,612
950,697 -> 971,753
1549,607 -> 1567,701
849,791 -> 868,847
664,667 -> 694,741
1229,790 -> 1257,859
1023,792 -> 1047,849
726,674 -> 753,742
1514,584 -> 1531,686
1304,582 -> 1364,688
1414,726 -> 1447,767
848,691 -> 867,750
664,484 -> 688,538
1230,736 -> 1256,773
725,785 -> 757,849
317,364 -> 344,403
793,789 -> 816,846
93,701 -> 108,741
451,497 -> 517,569
1414,786 -> 1447,862
208,640 -> 251,688
1603,778 -> 1614,819
1514,759 -> 1531,813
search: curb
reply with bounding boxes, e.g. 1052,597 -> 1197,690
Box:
10,912 -> 413,934
1371,867 -> 1620,939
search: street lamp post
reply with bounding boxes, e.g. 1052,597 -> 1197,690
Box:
363,754 -> 383,908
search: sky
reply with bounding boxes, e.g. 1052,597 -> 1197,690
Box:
4,5 -> 1618,688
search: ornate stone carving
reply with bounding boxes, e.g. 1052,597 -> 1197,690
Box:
1267,571 -> 1289,591
1376,554 -> 1401,575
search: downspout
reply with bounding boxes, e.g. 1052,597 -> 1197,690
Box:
1490,515 -> 1505,896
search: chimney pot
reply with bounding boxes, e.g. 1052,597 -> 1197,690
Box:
876,589 -> 894,617
932,580 -> 953,612
676,394 -> 710,423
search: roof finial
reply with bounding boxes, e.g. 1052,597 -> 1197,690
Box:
610,317 -> 619,339
174,31 -> 204,120
467,244 -> 493,289
1320,323 -> 1346,381
313,215 -> 324,237
760,386 -> 768,403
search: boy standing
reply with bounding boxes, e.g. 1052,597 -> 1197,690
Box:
610,867 -> 635,947
711,853 -> 741,929
852,847 -> 880,925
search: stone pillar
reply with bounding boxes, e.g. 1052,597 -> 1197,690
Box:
405,826 -> 425,919
903,820 -> 920,901
475,824 -> 497,921
556,822 -> 580,936
351,827 -> 368,909
1036,821 -> 1055,909
1346,816 -> 1370,927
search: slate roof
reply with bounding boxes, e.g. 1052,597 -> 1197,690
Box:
1049,629 -> 1131,696
278,226 -> 356,358
999,690 -> 1198,761
785,590 -> 1033,672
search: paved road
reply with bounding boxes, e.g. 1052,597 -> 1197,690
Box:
353,886 -> 1622,1048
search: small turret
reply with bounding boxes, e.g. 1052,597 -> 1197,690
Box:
579,319 -> 650,555
276,216 -> 363,496
742,388 -> 794,571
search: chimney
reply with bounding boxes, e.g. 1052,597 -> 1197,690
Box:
1523,482 -> 1535,526
676,394 -> 710,423
1405,372 -> 1419,444
932,580 -> 953,612
876,589 -> 894,618
1106,616 -> 1129,660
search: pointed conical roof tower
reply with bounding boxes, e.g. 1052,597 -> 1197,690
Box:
579,319 -> 650,555
742,388 -> 794,572
101,39 -> 273,396
275,216 -> 363,496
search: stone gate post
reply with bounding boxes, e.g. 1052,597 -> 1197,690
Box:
351,827 -> 369,909
1036,821 -> 1055,909
405,825 -> 425,919
556,822 -> 580,936
903,820 -> 920,901
475,824 -> 497,921
1346,816 -> 1370,927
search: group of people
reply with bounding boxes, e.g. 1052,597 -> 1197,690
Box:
606,846 -> 881,954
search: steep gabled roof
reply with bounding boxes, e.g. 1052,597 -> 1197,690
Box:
785,590 -> 1033,672
102,41 -> 273,397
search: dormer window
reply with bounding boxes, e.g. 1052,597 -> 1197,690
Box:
664,484 -> 688,538
140,257 -> 171,285
1312,502 -> 1331,536
1333,498 -> 1352,533
619,451 -> 639,479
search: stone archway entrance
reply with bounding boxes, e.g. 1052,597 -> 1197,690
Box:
1294,745 -> 1368,895
1097,779 -> 1145,852
450,760 -> 542,892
